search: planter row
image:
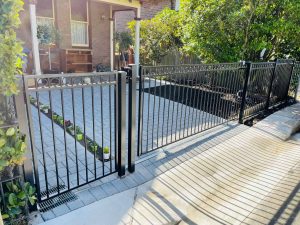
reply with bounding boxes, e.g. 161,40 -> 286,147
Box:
29,96 -> 111,162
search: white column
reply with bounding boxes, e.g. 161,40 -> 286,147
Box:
175,0 -> 180,11
134,8 -> 141,68
110,6 -> 114,71
29,2 -> 41,75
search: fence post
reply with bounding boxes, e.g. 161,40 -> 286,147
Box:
128,65 -> 136,173
265,60 -> 278,110
239,62 -> 252,124
137,66 -> 143,156
15,76 -> 40,204
116,71 -> 126,177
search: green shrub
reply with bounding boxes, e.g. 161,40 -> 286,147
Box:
0,0 -> 24,96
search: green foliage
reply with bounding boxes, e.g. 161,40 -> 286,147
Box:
2,181 -> 37,221
115,31 -> 133,52
37,24 -> 60,46
0,0 -> 24,96
180,0 -> 300,62
128,8 -> 182,64
0,127 -> 26,171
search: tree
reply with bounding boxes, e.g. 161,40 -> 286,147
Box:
0,0 -> 24,96
128,8 -> 182,65
37,24 -> 60,71
180,0 -> 300,62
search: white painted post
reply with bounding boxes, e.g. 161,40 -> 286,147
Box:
29,1 -> 41,75
175,0 -> 180,11
110,6 -> 114,71
134,8 -> 141,70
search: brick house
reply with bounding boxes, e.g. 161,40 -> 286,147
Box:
17,0 -> 178,74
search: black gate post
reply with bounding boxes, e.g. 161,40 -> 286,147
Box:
15,76 -> 41,204
137,66 -> 143,156
265,60 -> 278,110
116,71 -> 126,177
128,65 -> 136,173
239,62 -> 252,124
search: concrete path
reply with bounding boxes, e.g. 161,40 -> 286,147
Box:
33,105 -> 300,225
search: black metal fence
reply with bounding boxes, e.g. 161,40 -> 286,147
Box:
15,60 -> 299,203
137,60 -> 298,155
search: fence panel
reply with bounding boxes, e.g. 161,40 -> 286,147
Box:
269,60 -> 294,107
243,62 -> 275,118
21,72 -> 119,201
289,62 -> 300,100
137,63 -> 246,155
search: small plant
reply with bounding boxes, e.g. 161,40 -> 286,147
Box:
41,105 -> 50,114
89,142 -> 98,152
0,127 -> 26,178
52,113 -> 58,121
67,125 -> 75,135
2,181 -> 37,223
64,120 -> 71,127
57,116 -> 64,125
75,126 -> 83,141
103,146 -> 110,160
29,97 -> 37,105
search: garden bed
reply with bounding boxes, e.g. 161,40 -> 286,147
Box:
29,96 -> 112,162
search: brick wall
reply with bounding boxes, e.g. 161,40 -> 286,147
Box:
115,0 -> 171,32
90,2 -> 111,67
54,0 -> 72,49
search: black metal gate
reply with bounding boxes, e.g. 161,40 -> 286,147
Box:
17,71 -> 127,202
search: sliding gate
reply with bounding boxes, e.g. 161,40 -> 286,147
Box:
136,60 -> 298,155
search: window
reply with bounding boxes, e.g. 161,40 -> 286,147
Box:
70,0 -> 89,46
36,0 -> 55,28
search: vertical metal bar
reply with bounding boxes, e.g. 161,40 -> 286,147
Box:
60,82 -> 70,190
265,60 -> 278,110
151,76 -> 157,150
161,72 -> 167,146
70,78 -> 79,186
116,71 -> 126,176
182,73 -> 190,137
91,80 -> 97,179
15,76 -> 41,202
48,81 -> 60,194
34,81 -> 49,199
146,72 -> 151,152
81,81 -> 88,182
108,75 -> 113,172
128,67 -> 136,173
100,76 -> 105,176
170,72 -> 177,142
156,76 -> 162,147
137,66 -> 143,156
239,62 -> 252,124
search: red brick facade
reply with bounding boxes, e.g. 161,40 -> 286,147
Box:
115,0 -> 171,32
17,0 -> 171,73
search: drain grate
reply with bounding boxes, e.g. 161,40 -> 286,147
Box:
40,184 -> 66,198
39,185 -> 78,212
